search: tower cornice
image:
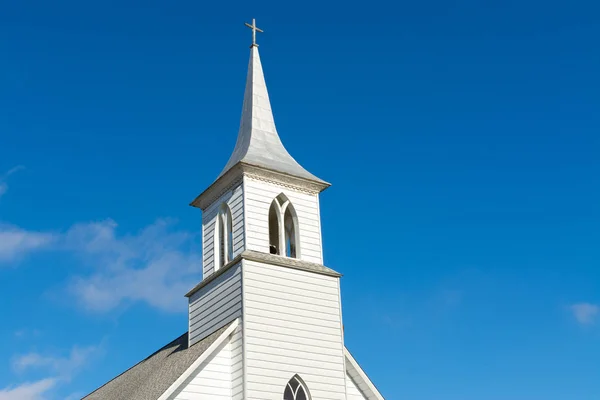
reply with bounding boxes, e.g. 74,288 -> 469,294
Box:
190,162 -> 330,211
185,249 -> 341,298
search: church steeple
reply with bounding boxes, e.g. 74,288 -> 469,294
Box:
82,20 -> 383,400
218,35 -> 327,185
191,22 -> 333,275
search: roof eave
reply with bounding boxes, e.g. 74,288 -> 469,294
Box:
185,249 -> 341,298
190,161 -> 330,210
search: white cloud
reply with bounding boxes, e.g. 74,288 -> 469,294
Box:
0,378 -> 56,400
569,303 -> 599,325
14,329 -> 42,339
0,167 -> 56,264
12,345 -> 101,380
63,392 -> 84,400
0,216 -> 200,310
3,343 -> 102,400
0,165 -> 25,199
0,225 -> 56,263
0,166 -> 201,312
65,219 -> 201,312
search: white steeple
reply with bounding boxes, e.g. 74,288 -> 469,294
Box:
218,44 -> 327,185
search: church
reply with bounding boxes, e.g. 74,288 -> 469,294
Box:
83,20 -> 385,400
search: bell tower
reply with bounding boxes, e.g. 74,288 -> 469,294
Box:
191,19 -> 330,277
186,20 -> 348,400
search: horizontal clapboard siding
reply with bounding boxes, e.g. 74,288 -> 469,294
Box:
347,372 -> 368,400
202,183 -> 245,278
243,178 -> 323,264
173,339 -> 231,400
188,263 -> 242,346
242,260 -> 345,400
346,355 -> 383,400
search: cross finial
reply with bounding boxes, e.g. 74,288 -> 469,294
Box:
244,18 -> 263,47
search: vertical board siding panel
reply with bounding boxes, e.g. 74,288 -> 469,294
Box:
230,182 -> 245,258
202,182 -> 245,278
202,219 -> 216,277
189,263 -> 242,346
173,339 -> 232,400
243,260 -> 345,400
244,178 -> 323,264
231,324 -> 244,400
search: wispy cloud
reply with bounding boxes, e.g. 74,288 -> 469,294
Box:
2,342 -> 103,400
0,165 -> 25,198
64,392 -> 84,400
0,167 -> 57,264
0,216 -> 200,310
569,303 -> 599,325
0,378 -> 56,400
0,167 -> 200,313
0,224 -> 56,263
65,219 -> 201,313
14,329 -> 43,339
12,344 -> 102,380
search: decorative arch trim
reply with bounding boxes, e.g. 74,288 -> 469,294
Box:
214,202 -> 233,271
269,193 -> 300,258
283,374 -> 311,400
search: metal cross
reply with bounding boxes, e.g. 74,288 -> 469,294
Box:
244,18 -> 263,47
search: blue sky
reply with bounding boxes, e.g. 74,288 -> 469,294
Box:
0,0 -> 599,399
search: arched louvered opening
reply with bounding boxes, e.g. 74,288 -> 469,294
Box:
284,203 -> 299,258
269,194 -> 300,259
283,375 -> 310,400
215,203 -> 233,270
269,199 -> 281,255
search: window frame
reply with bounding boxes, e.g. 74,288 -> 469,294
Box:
283,375 -> 311,400
214,203 -> 233,271
268,193 -> 300,259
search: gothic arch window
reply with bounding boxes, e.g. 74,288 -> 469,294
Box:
268,194 -> 300,258
269,199 -> 281,255
215,203 -> 233,270
283,375 -> 310,400
284,203 -> 298,258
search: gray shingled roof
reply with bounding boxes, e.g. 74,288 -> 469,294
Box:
218,46 -> 327,185
83,323 -> 231,400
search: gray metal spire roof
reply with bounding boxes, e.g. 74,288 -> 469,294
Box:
218,46 -> 326,184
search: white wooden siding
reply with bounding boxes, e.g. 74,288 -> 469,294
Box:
347,372 -> 368,400
188,262 -> 242,346
243,178 -> 323,264
172,338 -> 231,400
345,351 -> 384,400
230,323 -> 244,400
242,260 -> 345,400
202,182 -> 245,277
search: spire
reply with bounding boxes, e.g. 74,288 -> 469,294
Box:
218,41 -> 327,185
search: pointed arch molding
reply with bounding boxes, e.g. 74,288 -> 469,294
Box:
284,374 -> 311,400
214,202 -> 233,271
269,193 -> 301,258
